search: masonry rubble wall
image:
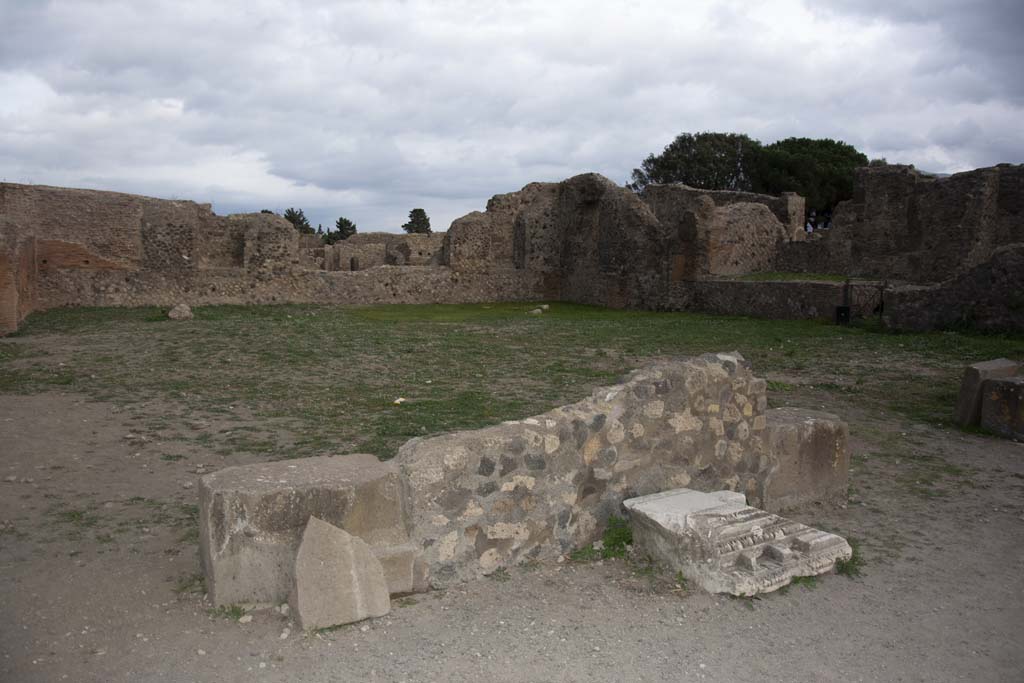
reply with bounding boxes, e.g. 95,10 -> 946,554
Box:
4,163 -> 1020,335
665,279 -> 883,321
881,243 -> 1024,332
195,355 -> 850,598
395,352 -> 849,588
777,164 -> 1024,283
33,264 -> 544,310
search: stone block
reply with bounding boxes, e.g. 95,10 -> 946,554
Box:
168,303 -> 193,320
980,377 -> 1024,440
624,488 -> 851,596
289,517 -> 390,630
763,408 -> 849,512
199,453 -> 412,606
372,543 -> 418,595
955,359 -> 1020,427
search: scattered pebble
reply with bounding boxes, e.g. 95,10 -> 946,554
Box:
238,615 -> 253,624
197,649 -> 206,656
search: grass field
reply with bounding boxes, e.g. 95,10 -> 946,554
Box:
2,302 -> 1022,459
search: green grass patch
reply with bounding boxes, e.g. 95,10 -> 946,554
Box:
5,302 -> 1022,460
570,515 -> 633,562
208,604 -> 245,621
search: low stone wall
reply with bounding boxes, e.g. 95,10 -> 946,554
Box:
33,264 -> 544,309
882,243 -> 1024,332
395,353 -> 847,588
197,354 -> 850,599
665,279 -> 884,321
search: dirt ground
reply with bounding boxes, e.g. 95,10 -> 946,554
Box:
2,308 -> 1024,682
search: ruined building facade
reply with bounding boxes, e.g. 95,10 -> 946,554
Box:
2,163 -> 1021,335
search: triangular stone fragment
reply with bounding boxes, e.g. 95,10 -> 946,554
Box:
289,517 -> 391,630
624,488 -> 852,596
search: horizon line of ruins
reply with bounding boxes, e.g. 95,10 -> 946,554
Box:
1,161 -> 1022,336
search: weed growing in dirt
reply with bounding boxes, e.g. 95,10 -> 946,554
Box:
487,567 -> 511,582
174,573 -> 206,595
570,515 -> 633,562
836,539 -> 866,578
208,604 -> 245,621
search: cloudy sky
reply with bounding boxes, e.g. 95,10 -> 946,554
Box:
1,1 -> 1021,233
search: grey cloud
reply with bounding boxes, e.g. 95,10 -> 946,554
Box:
0,0 -> 1021,233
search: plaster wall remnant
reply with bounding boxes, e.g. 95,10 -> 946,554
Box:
623,488 -> 852,596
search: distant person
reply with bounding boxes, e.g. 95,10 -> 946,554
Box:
821,210 -> 832,230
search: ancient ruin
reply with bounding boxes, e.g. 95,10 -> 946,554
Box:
955,358 -> 1024,440
624,488 -> 852,596
2,162 -> 1022,336
198,353 -> 850,618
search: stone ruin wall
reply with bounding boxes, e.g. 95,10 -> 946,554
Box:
882,243 -> 1024,332
777,164 -> 1024,283
320,233 -> 446,272
641,184 -> 800,280
395,353 -> 848,587
3,163 -> 1020,335
198,354 -> 849,602
0,182 -> 544,334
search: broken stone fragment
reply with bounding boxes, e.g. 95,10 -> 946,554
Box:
167,303 -> 193,320
289,517 -> 390,630
624,488 -> 851,596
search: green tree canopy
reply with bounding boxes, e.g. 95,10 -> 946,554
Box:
402,208 -> 431,234
324,216 -> 357,244
282,207 -> 314,234
629,131 -> 869,213
628,132 -> 762,193
753,137 -> 868,213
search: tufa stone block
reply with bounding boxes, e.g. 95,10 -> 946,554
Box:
624,488 -> 851,596
955,358 -> 1020,427
980,377 -> 1024,440
199,453 -> 412,606
763,408 -> 849,512
289,517 -> 390,630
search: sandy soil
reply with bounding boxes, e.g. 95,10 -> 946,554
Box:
2,387 -> 1023,682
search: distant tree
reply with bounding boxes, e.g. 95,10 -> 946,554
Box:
260,209 -> 276,214
628,132 -> 762,193
401,208 -> 431,234
324,216 -> 358,244
317,224 -> 324,235
629,132 -> 869,213
752,138 -> 868,213
868,158 -> 888,167
283,207 -> 314,234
